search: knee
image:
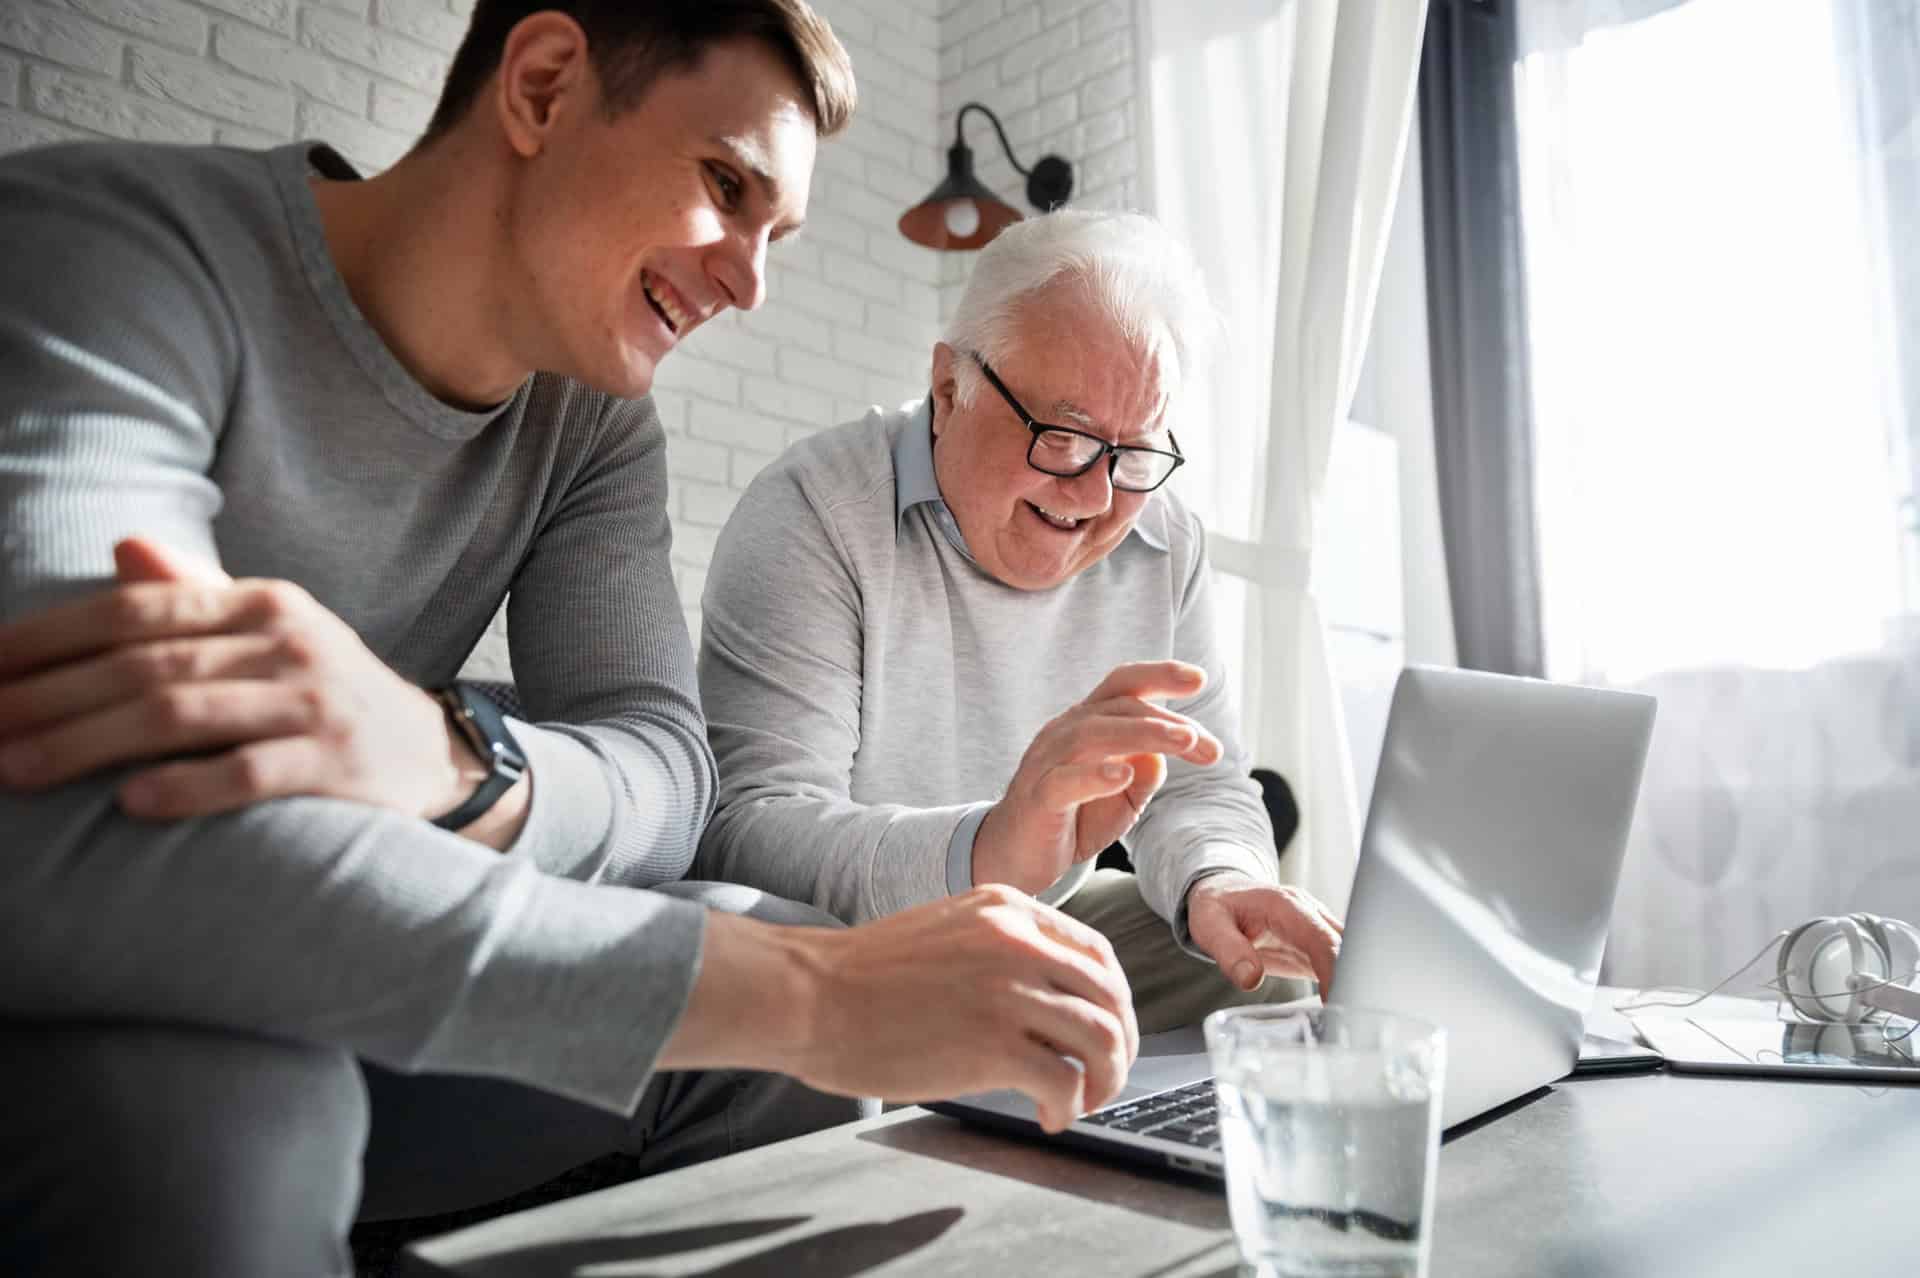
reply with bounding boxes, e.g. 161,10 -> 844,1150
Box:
728,1072 -> 878,1153
654,880 -> 845,930
0,1023 -> 366,1277
637,1068 -> 875,1174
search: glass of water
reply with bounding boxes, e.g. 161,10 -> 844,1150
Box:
1203,1005 -> 1445,1278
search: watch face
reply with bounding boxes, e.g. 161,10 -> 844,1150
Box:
439,690 -> 488,758
456,685 -> 527,775
457,712 -> 495,763
431,685 -> 525,829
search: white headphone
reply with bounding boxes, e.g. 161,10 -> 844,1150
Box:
1776,913 -> 1920,1023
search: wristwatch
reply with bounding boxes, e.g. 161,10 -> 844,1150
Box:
430,682 -> 528,830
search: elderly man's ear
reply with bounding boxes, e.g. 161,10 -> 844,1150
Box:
929,342 -> 960,437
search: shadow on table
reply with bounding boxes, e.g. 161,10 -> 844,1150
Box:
858,1114 -> 1231,1231
1441,1084 -> 1555,1144
419,1209 -> 963,1278
1132,1246 -> 1244,1278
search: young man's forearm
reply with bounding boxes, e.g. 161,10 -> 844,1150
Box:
0,785 -> 702,1114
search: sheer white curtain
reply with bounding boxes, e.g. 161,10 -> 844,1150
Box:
1514,0 -> 1920,987
1142,0 -> 1427,913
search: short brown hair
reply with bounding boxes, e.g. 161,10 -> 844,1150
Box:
425,1 -> 856,142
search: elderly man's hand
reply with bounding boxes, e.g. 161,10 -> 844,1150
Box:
972,660 -> 1222,896
1186,871 -> 1343,992
0,536 -> 484,827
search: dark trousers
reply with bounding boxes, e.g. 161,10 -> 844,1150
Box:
0,882 -> 874,1277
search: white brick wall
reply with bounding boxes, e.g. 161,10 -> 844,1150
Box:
0,0 -> 454,168
935,0 -> 1145,320
0,0 -> 1149,671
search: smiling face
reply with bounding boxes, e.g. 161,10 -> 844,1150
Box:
930,285 -> 1174,591
498,30 -> 817,397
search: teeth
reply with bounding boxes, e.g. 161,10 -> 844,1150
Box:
1032,504 -> 1079,529
644,276 -> 690,332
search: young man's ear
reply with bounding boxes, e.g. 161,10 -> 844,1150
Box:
495,12 -> 592,158
929,342 -> 959,438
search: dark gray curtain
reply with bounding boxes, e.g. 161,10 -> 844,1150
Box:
1418,0 -> 1545,677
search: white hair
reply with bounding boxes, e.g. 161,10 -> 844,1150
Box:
942,209 -> 1219,415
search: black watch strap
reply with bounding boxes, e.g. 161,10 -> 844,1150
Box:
431,682 -> 528,831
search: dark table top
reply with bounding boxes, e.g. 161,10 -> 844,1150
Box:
404,1054 -> 1920,1278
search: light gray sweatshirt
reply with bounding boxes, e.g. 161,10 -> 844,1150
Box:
696,401 -> 1277,933
0,141 -> 714,1114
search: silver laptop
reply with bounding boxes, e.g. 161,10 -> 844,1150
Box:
929,665 -> 1657,1179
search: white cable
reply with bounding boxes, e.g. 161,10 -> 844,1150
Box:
1612,930 -> 1790,1013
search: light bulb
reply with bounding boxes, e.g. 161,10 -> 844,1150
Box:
943,200 -> 981,238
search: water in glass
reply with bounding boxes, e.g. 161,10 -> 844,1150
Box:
1212,1033 -> 1440,1277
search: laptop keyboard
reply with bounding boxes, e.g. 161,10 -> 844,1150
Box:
1080,1079 -> 1221,1150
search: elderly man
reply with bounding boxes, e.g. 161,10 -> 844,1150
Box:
698,210 -> 1343,1032
0,6 -> 1143,1273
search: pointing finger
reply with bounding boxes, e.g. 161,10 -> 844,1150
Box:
1047,711 -> 1219,767
1081,660 -> 1207,706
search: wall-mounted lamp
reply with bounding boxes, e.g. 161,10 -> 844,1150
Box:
898,101 -> 1075,251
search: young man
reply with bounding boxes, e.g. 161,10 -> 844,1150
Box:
697,211 -> 1344,1033
0,6 -> 1136,1273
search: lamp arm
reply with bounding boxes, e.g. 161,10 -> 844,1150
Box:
955,101 -> 1031,178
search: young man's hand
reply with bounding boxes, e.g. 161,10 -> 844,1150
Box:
665,885 -> 1142,1135
970,661 -> 1222,895
0,536 -> 507,834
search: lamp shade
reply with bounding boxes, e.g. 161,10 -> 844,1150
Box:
900,103 -> 1076,251
899,141 -> 1025,250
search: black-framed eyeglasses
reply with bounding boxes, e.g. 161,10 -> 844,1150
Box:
969,351 -> 1185,493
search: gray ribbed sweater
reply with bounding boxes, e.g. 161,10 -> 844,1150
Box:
0,141 -> 712,1113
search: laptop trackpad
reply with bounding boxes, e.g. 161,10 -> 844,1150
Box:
1118,1025 -> 1211,1103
